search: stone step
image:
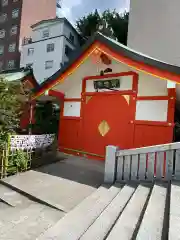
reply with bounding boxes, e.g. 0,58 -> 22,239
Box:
0,183 -> 32,207
0,203 -> 45,236
136,183 -> 167,240
169,181 -> 180,240
80,184 -> 136,240
2,170 -> 97,213
0,199 -> 11,210
37,185 -> 121,240
1,205 -> 64,240
106,184 -> 151,240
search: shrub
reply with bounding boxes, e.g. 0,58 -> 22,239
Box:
7,150 -> 29,175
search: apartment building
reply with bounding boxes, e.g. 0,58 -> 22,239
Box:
20,18 -> 80,83
0,0 -> 57,71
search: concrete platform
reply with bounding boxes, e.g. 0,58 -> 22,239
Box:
1,155 -> 104,213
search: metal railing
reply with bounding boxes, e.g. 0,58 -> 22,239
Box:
22,37 -> 32,46
104,142 -> 180,183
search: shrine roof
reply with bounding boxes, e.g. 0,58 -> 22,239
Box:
0,67 -> 39,87
33,32 -> 180,98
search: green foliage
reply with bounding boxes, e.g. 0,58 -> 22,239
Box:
76,9 -> 129,45
7,150 -> 29,175
102,10 -> 129,45
76,9 -> 101,41
0,78 -> 22,149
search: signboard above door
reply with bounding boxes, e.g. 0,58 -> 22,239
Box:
94,78 -> 120,90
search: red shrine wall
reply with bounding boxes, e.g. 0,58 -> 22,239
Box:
38,46 -> 176,160
58,74 -> 175,159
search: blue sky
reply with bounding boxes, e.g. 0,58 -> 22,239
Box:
57,0 -> 130,24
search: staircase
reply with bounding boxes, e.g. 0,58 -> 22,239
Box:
36,182 -> 179,240
1,141 -> 180,239
0,180 -> 178,239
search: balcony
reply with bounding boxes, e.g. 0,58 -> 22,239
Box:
22,37 -> 33,46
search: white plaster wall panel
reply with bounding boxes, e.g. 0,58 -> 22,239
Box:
167,81 -> 176,89
120,75 -> 133,90
138,73 -> 168,96
52,52 -> 168,98
105,59 -> 130,73
65,84 -> 82,99
32,22 -> 63,42
128,0 -> 180,66
63,102 -> 81,117
135,100 -> 168,122
53,57 -> 132,98
86,75 -> 133,93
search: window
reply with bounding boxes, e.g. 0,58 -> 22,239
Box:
0,61 -> 3,71
45,60 -> 53,69
47,43 -> 54,52
12,9 -> 19,18
0,13 -> 7,23
0,45 -> 4,55
8,43 -> 16,52
10,25 -> 17,35
69,33 -> 74,44
7,60 -> 15,69
26,63 -> 33,68
0,29 -> 5,38
42,29 -> 49,38
65,45 -> 73,57
27,48 -> 34,56
1,0 -> 8,6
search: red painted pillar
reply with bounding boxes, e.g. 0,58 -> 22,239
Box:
20,100 -> 36,131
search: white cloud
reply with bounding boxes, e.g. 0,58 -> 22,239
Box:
57,0 -> 82,24
57,0 -> 130,24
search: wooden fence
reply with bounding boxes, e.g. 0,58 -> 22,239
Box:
104,142 -> 180,183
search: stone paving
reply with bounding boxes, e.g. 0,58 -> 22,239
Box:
0,155 -> 180,239
1,154 -> 104,212
0,154 -> 105,239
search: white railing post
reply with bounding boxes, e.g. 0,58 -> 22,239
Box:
104,145 -> 118,184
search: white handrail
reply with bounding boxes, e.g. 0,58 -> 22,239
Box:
117,142 -> 180,157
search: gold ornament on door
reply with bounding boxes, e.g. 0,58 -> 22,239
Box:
98,120 -> 110,137
123,95 -> 130,105
86,96 -> 92,104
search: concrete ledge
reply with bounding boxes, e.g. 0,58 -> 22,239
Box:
0,180 -> 67,213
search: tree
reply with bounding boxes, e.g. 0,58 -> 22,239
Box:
76,10 -> 101,42
0,78 -> 22,148
102,10 -> 129,45
76,9 -> 129,45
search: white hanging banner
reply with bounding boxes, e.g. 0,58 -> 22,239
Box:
10,134 -> 55,150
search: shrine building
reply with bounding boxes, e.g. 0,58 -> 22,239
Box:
26,32 -> 180,159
